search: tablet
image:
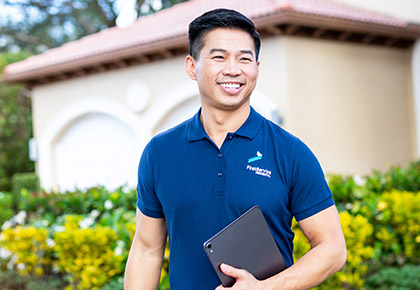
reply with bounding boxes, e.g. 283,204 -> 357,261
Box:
203,205 -> 286,287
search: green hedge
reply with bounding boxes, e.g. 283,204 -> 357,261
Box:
11,172 -> 39,211
0,192 -> 14,226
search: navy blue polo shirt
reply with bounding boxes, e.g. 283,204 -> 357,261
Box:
137,107 -> 334,290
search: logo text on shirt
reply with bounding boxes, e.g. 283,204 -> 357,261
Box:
246,165 -> 271,178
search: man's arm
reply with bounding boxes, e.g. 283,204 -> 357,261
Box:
124,208 -> 167,290
217,205 -> 346,290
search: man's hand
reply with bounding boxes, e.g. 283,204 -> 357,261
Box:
215,264 -> 268,290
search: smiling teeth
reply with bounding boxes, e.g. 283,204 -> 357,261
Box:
220,83 -> 241,89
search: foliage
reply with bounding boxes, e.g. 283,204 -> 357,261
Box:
370,190 -> 420,265
327,161 -> 420,214
53,215 -> 124,290
0,186 -> 136,289
98,277 -> 123,290
0,226 -> 54,276
12,172 -> 39,196
0,0 -> 188,54
11,172 -> 39,211
293,211 -> 374,289
0,52 -> 34,192
365,265 -> 420,290
327,174 -> 368,212
0,269 -> 26,289
19,186 -> 136,223
365,161 -> 420,194
0,269 -> 66,290
1,160 -> 420,289
0,192 -> 14,227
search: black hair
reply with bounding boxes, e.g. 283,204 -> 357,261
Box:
188,8 -> 261,61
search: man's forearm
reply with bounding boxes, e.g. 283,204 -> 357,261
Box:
124,242 -> 165,290
263,240 -> 346,290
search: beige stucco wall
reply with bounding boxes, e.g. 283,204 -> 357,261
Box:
283,37 -> 414,174
255,36 -> 415,175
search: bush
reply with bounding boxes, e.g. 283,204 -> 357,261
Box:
370,190 -> 420,264
365,265 -> 420,290
53,215 -> 124,290
19,186 -> 136,223
365,161 -> 420,193
99,277 -> 123,290
0,269 -> 26,289
12,172 -> 39,211
293,211 -> 374,290
0,192 -> 14,227
1,160 -> 419,289
0,269 -> 66,290
0,226 -> 54,276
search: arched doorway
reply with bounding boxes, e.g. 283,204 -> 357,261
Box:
54,113 -> 139,191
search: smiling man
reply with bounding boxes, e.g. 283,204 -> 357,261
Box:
124,8 -> 346,290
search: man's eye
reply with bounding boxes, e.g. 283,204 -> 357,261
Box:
212,55 -> 224,60
240,57 -> 252,62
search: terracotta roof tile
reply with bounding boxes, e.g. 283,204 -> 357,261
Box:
2,0 -> 417,83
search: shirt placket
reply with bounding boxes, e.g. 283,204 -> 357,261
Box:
215,133 -> 235,196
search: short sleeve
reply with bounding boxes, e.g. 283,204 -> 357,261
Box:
136,140 -> 164,218
289,139 -> 334,221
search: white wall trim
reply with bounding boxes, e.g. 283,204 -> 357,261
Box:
38,96 -> 144,191
412,39 -> 420,158
142,80 -> 199,134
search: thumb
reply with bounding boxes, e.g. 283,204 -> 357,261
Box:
220,263 -> 250,279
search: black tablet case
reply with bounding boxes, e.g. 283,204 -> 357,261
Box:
203,205 -> 286,287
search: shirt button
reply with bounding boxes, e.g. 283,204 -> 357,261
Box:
228,135 -> 233,140
218,153 -> 222,158
218,172 -> 223,177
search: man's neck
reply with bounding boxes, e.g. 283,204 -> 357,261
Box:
200,105 -> 251,148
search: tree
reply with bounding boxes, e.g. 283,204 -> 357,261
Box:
0,52 -> 34,192
0,0 -> 188,191
0,0 -> 188,54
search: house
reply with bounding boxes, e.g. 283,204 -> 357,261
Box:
2,0 -> 420,192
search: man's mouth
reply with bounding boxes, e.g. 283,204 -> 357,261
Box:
218,82 -> 244,94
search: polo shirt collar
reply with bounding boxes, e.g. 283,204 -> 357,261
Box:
234,107 -> 263,140
188,108 -> 207,141
188,106 -> 263,142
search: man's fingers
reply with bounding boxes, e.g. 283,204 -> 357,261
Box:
220,263 -> 250,279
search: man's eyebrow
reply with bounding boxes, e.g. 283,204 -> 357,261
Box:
209,48 -> 227,54
240,49 -> 254,57
209,48 -> 255,57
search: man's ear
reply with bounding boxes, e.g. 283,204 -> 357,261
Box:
256,60 -> 260,78
185,55 -> 197,80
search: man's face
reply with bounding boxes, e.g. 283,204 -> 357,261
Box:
186,28 -> 260,112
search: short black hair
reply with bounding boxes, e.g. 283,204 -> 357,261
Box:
188,8 -> 261,61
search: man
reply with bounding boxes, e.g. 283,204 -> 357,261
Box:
125,8 -> 346,290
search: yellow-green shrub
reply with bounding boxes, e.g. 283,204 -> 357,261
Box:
293,211 -> 374,289
0,226 -> 53,276
53,215 -> 123,290
374,190 -> 420,263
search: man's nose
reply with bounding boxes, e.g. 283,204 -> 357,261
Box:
222,59 -> 241,76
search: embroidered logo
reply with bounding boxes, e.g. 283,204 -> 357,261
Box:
246,165 -> 272,178
248,151 -> 263,163
246,151 -> 271,178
